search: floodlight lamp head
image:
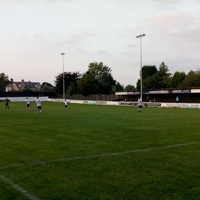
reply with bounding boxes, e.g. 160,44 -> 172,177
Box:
61,53 -> 65,55
136,34 -> 146,38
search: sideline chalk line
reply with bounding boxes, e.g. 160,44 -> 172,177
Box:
0,175 -> 40,200
0,141 -> 199,170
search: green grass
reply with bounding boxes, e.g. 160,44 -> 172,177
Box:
0,102 -> 200,200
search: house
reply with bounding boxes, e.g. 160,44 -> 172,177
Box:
6,79 -> 41,92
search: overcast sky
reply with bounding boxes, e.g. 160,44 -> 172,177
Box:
0,0 -> 200,86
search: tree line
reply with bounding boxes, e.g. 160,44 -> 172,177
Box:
55,61 -> 200,95
1,61 -> 200,95
55,62 -> 123,96
137,62 -> 200,91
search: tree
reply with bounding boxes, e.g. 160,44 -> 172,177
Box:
89,62 -> 116,94
124,85 -> 136,92
77,71 -> 98,95
41,82 -> 54,91
142,65 -> 157,80
78,62 -> 116,95
157,62 -> 171,88
136,65 -> 158,90
136,62 -> 171,90
143,76 -> 156,90
115,82 -> 124,92
67,83 -> 76,95
141,65 -> 158,90
181,70 -> 200,87
169,71 -> 186,88
0,73 -> 9,92
55,72 -> 81,95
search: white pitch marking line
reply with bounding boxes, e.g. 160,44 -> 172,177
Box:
50,141 -> 200,162
0,141 -> 199,170
0,175 -> 40,200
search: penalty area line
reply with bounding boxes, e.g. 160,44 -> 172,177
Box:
0,175 -> 40,200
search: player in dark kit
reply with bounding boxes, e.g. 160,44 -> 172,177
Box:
4,98 -> 9,109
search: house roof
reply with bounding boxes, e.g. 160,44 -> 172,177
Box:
14,81 -> 41,89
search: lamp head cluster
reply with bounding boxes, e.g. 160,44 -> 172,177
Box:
136,34 -> 145,38
61,53 -> 65,55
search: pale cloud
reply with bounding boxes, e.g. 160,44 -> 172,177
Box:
147,12 -> 196,33
148,0 -> 182,8
0,0 -> 70,4
111,0 -> 182,10
95,49 -> 107,55
66,31 -> 98,45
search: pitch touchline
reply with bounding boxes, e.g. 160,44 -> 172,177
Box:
0,141 -> 199,170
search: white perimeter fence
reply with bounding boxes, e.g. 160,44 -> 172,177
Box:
50,98 -> 200,109
0,96 -> 49,102
1,97 -> 200,109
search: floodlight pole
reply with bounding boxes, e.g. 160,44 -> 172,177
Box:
136,34 -> 145,101
61,53 -> 65,100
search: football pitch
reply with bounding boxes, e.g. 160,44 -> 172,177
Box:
0,102 -> 200,200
